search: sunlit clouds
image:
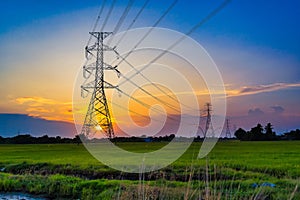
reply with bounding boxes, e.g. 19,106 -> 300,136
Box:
14,96 -> 73,122
226,82 -> 300,97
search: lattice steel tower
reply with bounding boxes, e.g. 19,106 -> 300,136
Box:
81,32 -> 120,138
225,118 -> 231,138
204,102 -> 214,137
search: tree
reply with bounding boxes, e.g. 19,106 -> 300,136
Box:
235,123 -> 278,141
234,128 -> 247,140
38,135 -> 49,144
265,123 -> 276,140
10,134 -> 34,144
284,129 -> 300,140
73,134 -> 87,145
249,123 -> 264,141
0,135 -> 4,144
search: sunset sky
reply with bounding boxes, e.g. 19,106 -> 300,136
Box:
0,0 -> 300,137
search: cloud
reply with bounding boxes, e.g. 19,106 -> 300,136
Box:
227,82 -> 300,97
248,108 -> 264,116
128,82 -> 300,101
270,105 -> 284,114
14,96 -> 73,122
128,82 -> 300,102
15,97 -> 57,105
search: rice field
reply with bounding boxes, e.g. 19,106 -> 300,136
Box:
0,141 -> 299,199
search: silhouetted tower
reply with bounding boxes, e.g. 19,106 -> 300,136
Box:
81,32 -> 120,138
225,118 -> 231,138
204,102 -> 214,137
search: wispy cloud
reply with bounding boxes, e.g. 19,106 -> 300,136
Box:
227,82 -> 300,97
128,82 -> 300,100
270,105 -> 285,114
14,96 -> 73,122
248,108 -> 264,116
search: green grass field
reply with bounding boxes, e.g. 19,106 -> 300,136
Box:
0,141 -> 299,199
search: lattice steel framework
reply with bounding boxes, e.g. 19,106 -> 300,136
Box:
225,118 -> 231,138
81,32 -> 120,138
204,102 -> 214,137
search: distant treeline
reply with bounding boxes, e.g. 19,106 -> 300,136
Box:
1,125 -> 299,144
235,123 -> 300,141
0,134 -> 176,144
110,134 -> 175,142
0,134 -> 81,144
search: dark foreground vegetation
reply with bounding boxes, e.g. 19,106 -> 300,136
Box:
0,141 -> 299,199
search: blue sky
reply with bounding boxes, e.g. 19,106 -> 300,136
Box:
0,0 -> 299,136
1,0 -> 299,62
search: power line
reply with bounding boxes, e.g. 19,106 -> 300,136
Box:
81,65 -> 206,136
112,53 -> 183,114
100,0 -> 117,32
112,86 -> 199,133
118,0 -> 231,87
81,60 -> 183,115
114,0 -> 135,33
114,0 -> 178,67
113,85 -> 177,120
108,93 -> 206,136
105,0 -> 231,116
113,48 -> 202,113
107,0 -> 135,46
83,47 -> 202,115
114,0 -> 151,47
86,0 -> 107,46
107,99 -> 164,124
108,81 -> 208,135
112,0 -> 231,117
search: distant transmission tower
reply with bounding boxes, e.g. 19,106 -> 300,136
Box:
225,118 -> 231,138
81,32 -> 120,138
204,102 -> 214,137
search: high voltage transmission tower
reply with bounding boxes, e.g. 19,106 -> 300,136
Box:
81,32 -> 120,138
204,102 -> 214,138
225,118 -> 231,138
